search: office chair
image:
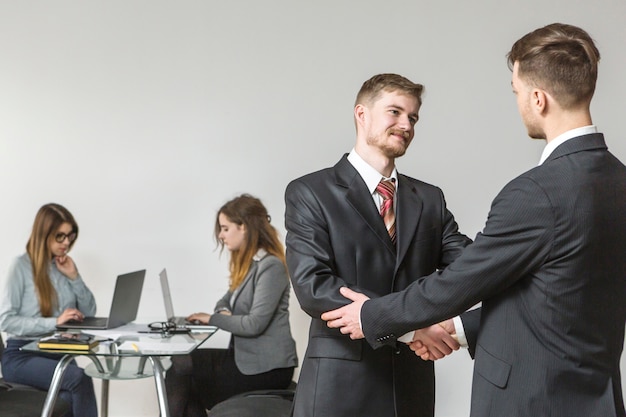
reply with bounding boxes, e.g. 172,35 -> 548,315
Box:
208,383 -> 296,417
0,333 -> 71,417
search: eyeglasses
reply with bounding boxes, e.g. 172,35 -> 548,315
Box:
148,321 -> 189,337
55,232 -> 77,243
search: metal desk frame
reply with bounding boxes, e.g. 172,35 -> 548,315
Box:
21,326 -> 216,417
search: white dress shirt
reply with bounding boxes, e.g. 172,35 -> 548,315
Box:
347,149 -> 398,209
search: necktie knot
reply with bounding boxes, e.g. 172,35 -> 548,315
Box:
376,179 -> 396,201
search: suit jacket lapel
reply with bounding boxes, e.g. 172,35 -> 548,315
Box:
395,175 -> 423,269
334,156 -> 396,254
231,261 -> 259,309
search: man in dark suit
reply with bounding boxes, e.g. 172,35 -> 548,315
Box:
284,73 -> 472,417
322,23 -> 626,417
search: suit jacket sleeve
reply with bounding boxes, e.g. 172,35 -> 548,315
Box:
284,178 -> 361,317
459,308 -> 481,358
362,176 -> 554,349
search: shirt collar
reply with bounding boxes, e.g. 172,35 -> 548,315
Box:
253,249 -> 267,261
347,149 -> 398,194
539,125 -> 597,165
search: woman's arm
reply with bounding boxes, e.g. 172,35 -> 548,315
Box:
209,257 -> 288,337
0,257 -> 57,336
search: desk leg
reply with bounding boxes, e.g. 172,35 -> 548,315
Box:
41,354 -> 74,417
149,357 -> 170,417
101,379 -> 109,417
83,356 -> 108,417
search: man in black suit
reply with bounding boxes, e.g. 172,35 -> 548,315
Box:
322,23 -> 626,417
284,73 -> 472,417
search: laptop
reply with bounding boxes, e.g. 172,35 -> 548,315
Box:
159,268 -> 217,331
57,269 -> 146,330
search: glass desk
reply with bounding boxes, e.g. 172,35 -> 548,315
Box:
21,324 -> 217,417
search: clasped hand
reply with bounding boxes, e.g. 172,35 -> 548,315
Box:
321,287 -> 460,361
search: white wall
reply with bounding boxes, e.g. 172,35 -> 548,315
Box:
1,1 -> 625,416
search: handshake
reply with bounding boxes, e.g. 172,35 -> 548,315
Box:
320,287 -> 461,361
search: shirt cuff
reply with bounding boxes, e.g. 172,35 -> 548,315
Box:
453,315 -> 468,348
397,331 -> 415,344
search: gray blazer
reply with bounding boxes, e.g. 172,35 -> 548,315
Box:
208,253 -> 298,375
362,134 -> 626,417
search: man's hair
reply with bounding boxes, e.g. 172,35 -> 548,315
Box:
355,73 -> 424,107
507,23 -> 600,109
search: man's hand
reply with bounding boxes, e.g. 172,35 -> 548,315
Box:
409,319 -> 458,361
321,287 -> 370,339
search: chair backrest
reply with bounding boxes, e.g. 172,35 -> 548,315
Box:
0,332 -> 71,417
208,396 -> 293,417
208,385 -> 297,417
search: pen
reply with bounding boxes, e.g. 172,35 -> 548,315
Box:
131,343 -> 140,352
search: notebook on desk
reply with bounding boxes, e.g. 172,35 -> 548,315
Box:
159,268 -> 217,331
57,269 -> 146,330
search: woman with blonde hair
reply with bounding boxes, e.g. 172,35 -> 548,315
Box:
166,194 -> 298,416
0,203 -> 98,417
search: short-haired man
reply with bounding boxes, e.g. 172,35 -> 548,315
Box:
285,73 -> 471,417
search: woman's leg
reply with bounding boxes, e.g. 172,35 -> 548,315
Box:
2,340 -> 98,417
191,348 -> 295,410
189,348 -> 232,411
165,354 -> 207,417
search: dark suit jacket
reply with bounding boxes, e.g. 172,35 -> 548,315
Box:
285,155 -> 471,417
362,134 -> 626,417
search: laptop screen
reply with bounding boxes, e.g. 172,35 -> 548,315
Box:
159,268 -> 176,322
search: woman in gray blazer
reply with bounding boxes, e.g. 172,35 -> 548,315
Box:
166,194 -> 298,416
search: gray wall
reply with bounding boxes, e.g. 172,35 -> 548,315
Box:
1,1 -> 625,416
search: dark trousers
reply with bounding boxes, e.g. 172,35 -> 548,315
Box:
166,347 -> 294,416
1,339 -> 97,417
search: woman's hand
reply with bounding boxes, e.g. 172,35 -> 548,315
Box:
57,308 -> 85,325
186,312 -> 211,324
55,255 -> 79,280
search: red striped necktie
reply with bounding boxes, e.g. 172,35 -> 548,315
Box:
376,179 -> 396,245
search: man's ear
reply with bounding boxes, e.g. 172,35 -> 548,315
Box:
532,88 -> 548,115
354,104 -> 367,125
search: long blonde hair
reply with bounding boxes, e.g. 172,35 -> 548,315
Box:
26,203 -> 79,317
214,194 -> 286,291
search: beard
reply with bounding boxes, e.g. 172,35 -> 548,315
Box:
366,129 -> 411,158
